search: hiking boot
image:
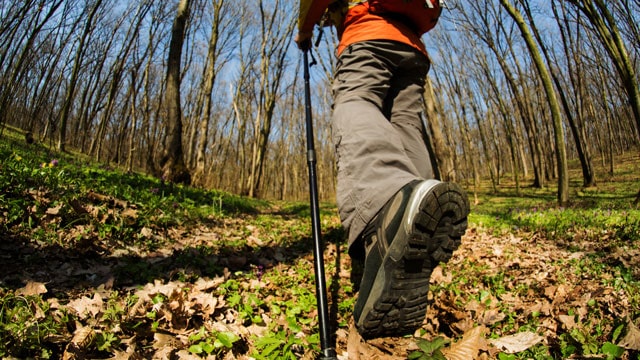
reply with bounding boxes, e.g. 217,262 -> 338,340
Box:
350,256 -> 365,293
353,179 -> 469,338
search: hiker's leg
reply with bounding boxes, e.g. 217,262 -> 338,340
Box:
331,40 -> 428,249
384,49 -> 433,179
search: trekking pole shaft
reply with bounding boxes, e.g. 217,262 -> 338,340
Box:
303,50 -> 337,360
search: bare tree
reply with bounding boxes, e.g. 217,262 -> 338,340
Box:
500,0 -> 570,204
423,78 -> 453,181
0,0 -> 64,130
89,1 -> 152,162
228,4 -> 257,194
190,0 -> 237,186
564,0 -> 640,142
545,1 -> 597,186
159,0 -> 193,184
245,0 -> 295,198
57,0 -> 104,152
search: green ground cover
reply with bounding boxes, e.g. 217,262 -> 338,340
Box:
1,128 -> 638,359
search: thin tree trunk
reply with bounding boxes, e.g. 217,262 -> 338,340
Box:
541,1 -> 597,187
159,0 -> 192,184
127,69 -> 139,172
90,2 -> 149,161
566,0 -> 640,142
247,0 -> 295,198
192,0 -> 226,186
0,1 -> 63,129
468,85 -> 498,193
57,0 -> 103,152
423,78 -> 452,180
500,0 -> 570,205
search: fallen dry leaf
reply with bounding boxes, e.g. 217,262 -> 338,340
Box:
110,339 -> 142,360
121,207 -> 138,220
558,314 -> 577,330
189,292 -> 220,320
46,204 -> 63,215
479,309 -> 505,326
618,318 -> 640,350
489,331 -> 544,354
346,322 -> 370,359
16,281 -> 48,296
66,293 -> 104,320
62,325 -> 95,360
442,326 -> 487,360
193,276 -> 225,292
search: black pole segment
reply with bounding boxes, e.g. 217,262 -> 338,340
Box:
303,49 -> 338,360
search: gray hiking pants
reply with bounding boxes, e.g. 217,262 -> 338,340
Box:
331,40 -> 434,249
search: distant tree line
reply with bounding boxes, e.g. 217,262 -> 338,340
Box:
0,0 -> 637,204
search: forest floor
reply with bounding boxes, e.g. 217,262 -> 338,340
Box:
1,131 -> 639,359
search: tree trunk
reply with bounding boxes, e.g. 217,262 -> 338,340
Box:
159,0 -> 192,184
541,1 -> 596,187
192,0 -> 226,186
58,0 -> 103,152
0,1 -> 63,128
500,0 -> 570,205
468,82 -> 498,193
246,0 -> 295,198
423,78 -> 452,181
566,0 -> 640,142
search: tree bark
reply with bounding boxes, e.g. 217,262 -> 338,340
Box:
535,1 -> 597,187
565,0 -> 640,142
58,0 -> 103,152
423,78 -> 451,181
191,0 -> 227,186
160,0 -> 192,184
500,0 -> 570,205
246,0 -> 295,198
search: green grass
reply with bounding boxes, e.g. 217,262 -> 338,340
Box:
469,160 -> 640,245
0,129 -> 264,243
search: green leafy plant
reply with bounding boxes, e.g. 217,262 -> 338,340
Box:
408,337 -> 448,360
252,325 -> 308,360
1,129 -> 639,359
96,331 -> 119,352
188,327 -> 240,357
102,292 -> 125,325
601,342 -> 625,360
599,323 -> 626,360
0,292 -> 68,358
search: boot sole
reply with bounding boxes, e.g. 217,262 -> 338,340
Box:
355,181 -> 469,338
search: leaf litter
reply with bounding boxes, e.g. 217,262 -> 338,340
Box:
1,192 -> 639,359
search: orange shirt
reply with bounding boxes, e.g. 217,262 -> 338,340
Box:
338,3 -> 427,57
299,1 -> 427,58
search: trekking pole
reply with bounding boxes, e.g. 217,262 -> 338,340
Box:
303,49 -> 338,360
